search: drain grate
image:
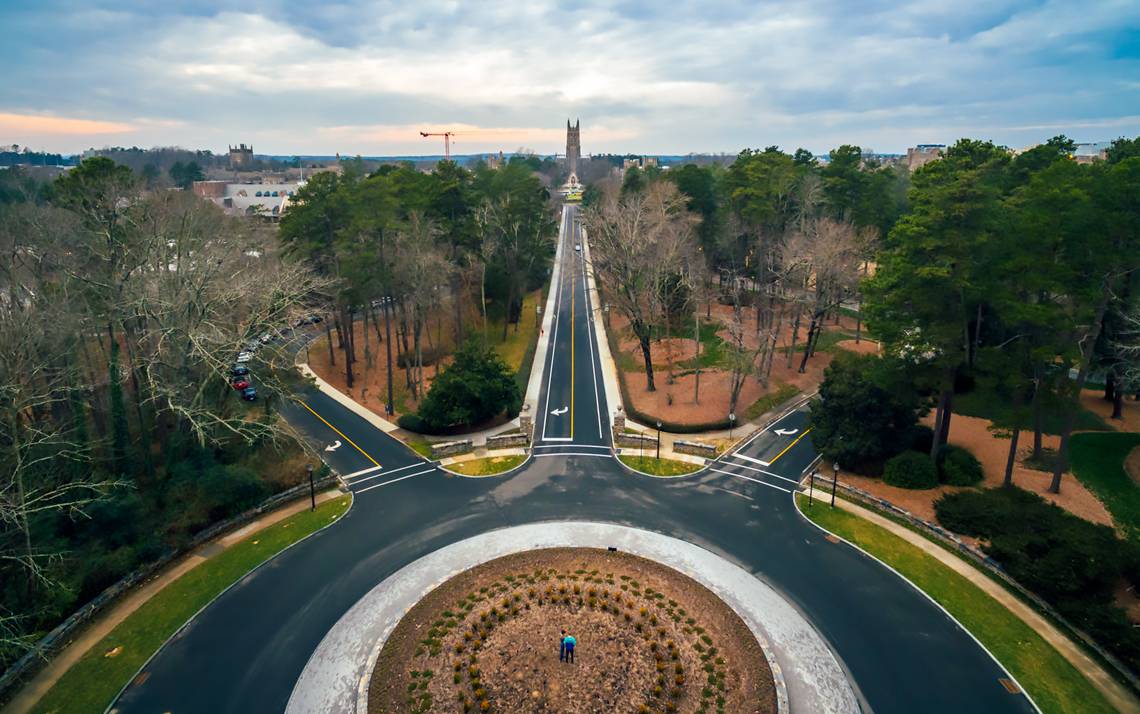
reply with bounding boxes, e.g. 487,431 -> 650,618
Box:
998,678 -> 1021,694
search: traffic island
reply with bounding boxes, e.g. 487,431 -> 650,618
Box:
368,548 -> 776,714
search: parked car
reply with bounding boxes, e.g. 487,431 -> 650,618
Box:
241,386 -> 258,402
230,365 -> 250,377
575,244 -> 581,252
236,351 -> 254,363
258,332 -> 274,345
231,379 -> 250,390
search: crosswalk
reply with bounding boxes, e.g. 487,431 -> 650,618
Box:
341,461 -> 437,494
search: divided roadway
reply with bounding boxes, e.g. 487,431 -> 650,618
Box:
111,205 -> 1037,714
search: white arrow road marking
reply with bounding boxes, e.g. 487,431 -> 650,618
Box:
550,406 -> 569,416
775,428 -> 799,436
324,440 -> 342,452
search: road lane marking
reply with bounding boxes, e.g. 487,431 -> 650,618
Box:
533,444 -> 609,450
539,221 -> 567,442
354,468 -> 435,493
570,249 -> 576,439
767,427 -> 812,466
582,253 -> 603,439
542,436 -> 574,442
344,465 -> 383,479
734,393 -> 816,452
715,461 -> 800,484
533,452 -> 613,459
298,400 -> 380,468
729,453 -> 771,467
348,462 -> 424,484
708,467 -> 792,494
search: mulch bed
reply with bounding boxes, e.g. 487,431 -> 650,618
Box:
370,548 -> 776,714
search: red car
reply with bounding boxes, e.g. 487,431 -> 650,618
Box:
231,379 -> 250,390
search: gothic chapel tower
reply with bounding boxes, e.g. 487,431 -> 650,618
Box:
566,119 -> 581,178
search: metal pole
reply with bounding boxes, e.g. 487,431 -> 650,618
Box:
831,463 -> 839,508
656,421 -> 662,461
308,464 -> 316,511
808,469 -> 815,507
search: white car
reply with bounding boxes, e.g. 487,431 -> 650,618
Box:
575,244 -> 581,252
236,351 -> 254,363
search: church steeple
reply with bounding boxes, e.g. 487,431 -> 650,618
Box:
565,119 -> 581,178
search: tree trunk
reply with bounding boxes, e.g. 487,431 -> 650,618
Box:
1112,385 -> 1124,419
342,308 -> 355,390
383,297 -> 395,415
1049,286 -> 1111,494
502,280 -> 515,342
325,317 -> 335,367
938,390 -> 953,446
693,311 -> 701,404
399,301 -> 413,391
797,313 -> 820,373
1104,370 -> 1116,402
970,303 -> 983,369
1002,424 -> 1020,488
787,306 -> 801,369
637,328 -> 656,392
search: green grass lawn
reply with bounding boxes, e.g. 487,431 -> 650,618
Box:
447,454 -> 526,476
618,454 -> 701,476
1069,431 -> 1140,542
405,438 -> 434,459
488,288 -> 542,373
796,495 -> 1114,714
954,388 -> 1109,435
31,496 -> 352,714
742,382 -> 801,421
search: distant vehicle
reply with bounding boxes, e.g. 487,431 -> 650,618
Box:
258,332 -> 274,345
241,386 -> 258,402
230,365 -> 250,377
574,244 -> 581,252
236,351 -> 254,363
293,313 -> 323,327
231,379 -> 250,390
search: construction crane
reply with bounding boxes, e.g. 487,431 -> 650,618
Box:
419,130 -> 456,160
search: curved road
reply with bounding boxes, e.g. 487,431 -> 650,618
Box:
113,206 -> 1036,713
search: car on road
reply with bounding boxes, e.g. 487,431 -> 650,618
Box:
230,365 -> 250,377
231,379 -> 250,390
240,386 -> 257,402
574,244 -> 581,252
236,351 -> 254,363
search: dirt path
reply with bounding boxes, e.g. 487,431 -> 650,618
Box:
822,497 -> 1140,714
5,489 -> 345,714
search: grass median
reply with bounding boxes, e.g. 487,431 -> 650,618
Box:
618,454 -> 701,477
795,494 -> 1114,714
447,454 -> 526,476
31,495 -> 352,714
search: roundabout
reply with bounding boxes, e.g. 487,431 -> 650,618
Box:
109,206 -> 1039,714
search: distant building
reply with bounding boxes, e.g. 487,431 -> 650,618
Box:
905,144 -> 945,171
228,143 -> 253,169
566,119 -> 581,180
622,156 -> 658,170
192,180 -> 300,220
485,151 -> 504,169
1072,141 -> 1112,164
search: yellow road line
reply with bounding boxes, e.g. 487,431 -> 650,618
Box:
298,400 -> 381,468
570,251 -> 575,439
768,427 -> 812,466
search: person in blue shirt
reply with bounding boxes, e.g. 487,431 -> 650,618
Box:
563,632 -> 576,663
558,629 -> 567,661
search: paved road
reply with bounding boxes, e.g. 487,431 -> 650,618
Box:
112,205 -> 1036,714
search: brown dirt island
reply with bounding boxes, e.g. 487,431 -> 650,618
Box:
369,548 -> 776,714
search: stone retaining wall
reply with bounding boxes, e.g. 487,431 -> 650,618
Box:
430,440 -> 473,459
673,438 -> 718,458
615,431 -> 656,449
487,432 -> 528,449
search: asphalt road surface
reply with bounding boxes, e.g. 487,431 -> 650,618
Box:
112,205 -> 1037,714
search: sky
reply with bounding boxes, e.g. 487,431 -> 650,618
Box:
2,0 -> 1139,157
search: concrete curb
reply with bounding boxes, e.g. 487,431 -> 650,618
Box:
103,491 -> 355,714
580,223 -> 623,423
298,363 -> 400,434
437,450 -> 534,479
286,522 -> 861,714
791,492 -> 1042,714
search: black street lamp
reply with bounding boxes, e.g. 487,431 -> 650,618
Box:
656,420 -> 662,461
808,468 -> 817,507
728,412 -> 736,440
831,462 -> 840,508
307,464 -> 316,511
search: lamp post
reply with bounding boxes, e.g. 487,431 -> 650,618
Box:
808,468 -> 817,507
656,420 -> 662,461
728,412 -> 736,440
831,462 -> 840,508
307,464 -> 316,511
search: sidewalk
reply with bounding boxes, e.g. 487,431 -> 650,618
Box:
830,495 -> 1140,714
4,488 -> 344,714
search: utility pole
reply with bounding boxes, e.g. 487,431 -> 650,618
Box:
307,464 -> 316,511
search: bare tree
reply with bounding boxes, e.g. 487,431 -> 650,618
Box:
584,181 -> 697,392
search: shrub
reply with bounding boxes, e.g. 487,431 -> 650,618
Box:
937,444 -> 983,486
908,425 -> 935,455
415,341 -> 520,431
809,353 -> 921,475
882,451 -> 938,489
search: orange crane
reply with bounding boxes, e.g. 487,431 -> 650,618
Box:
419,130 -> 456,160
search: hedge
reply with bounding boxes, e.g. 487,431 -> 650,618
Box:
883,451 -> 938,489
937,444 -> 984,486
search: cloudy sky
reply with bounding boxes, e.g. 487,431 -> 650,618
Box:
2,0 -> 1139,156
